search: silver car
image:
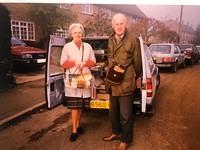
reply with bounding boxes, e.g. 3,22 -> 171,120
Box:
149,43 -> 185,73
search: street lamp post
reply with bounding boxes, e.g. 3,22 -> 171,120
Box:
178,5 -> 183,43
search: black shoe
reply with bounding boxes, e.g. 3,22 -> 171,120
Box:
69,133 -> 78,142
77,126 -> 84,135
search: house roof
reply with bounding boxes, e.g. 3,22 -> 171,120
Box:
98,4 -> 147,19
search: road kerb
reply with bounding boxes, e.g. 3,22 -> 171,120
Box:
0,101 -> 46,127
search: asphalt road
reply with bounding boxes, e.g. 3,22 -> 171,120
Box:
0,64 -> 200,150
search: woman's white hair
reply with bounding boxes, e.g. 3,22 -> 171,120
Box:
68,23 -> 85,37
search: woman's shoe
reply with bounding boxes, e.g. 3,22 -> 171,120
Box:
69,133 -> 78,142
77,126 -> 84,135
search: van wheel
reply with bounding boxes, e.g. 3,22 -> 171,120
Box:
156,74 -> 160,90
171,63 -> 177,73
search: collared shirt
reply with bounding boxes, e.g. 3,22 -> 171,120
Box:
114,33 -> 125,44
60,40 -> 96,98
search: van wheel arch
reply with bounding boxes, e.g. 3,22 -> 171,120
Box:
156,73 -> 160,90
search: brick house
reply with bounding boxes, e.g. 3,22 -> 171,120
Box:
4,3 -> 146,45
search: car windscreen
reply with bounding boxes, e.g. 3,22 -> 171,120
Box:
149,45 -> 171,54
11,38 -> 26,46
179,44 -> 192,50
196,46 -> 200,51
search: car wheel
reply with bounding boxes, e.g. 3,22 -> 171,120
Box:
171,63 -> 177,73
181,61 -> 186,68
189,59 -> 193,65
144,105 -> 154,117
195,58 -> 199,63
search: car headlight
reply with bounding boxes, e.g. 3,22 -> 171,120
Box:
22,54 -> 32,58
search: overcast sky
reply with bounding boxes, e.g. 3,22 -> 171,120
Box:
137,5 -> 200,30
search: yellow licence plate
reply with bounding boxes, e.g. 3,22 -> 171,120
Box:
90,100 -> 109,109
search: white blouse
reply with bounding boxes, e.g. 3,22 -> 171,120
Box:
60,40 -> 96,98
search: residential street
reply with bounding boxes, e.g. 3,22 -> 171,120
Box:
0,64 -> 200,150
1,3 -> 200,150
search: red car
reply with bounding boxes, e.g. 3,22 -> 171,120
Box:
178,44 -> 199,65
11,37 -> 46,69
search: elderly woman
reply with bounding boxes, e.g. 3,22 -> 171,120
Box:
60,23 -> 96,142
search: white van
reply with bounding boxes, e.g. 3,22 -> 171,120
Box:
45,36 -> 160,114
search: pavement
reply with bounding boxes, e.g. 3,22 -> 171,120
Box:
0,73 -> 46,127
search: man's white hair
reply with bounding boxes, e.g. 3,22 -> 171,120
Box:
112,13 -> 127,25
68,23 -> 85,37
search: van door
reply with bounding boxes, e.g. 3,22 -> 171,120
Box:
139,36 -> 147,113
45,35 -> 66,109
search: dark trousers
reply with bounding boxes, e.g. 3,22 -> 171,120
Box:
109,94 -> 134,143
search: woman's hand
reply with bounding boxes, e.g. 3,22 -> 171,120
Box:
75,60 -> 95,71
83,60 -> 95,68
75,62 -> 84,71
62,60 -> 75,69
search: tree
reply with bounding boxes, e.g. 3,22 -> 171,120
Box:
130,18 -> 162,43
0,4 -> 15,91
130,18 -> 179,43
157,23 -> 179,43
29,4 -> 76,49
84,10 -> 112,36
165,30 -> 179,43
192,24 -> 200,45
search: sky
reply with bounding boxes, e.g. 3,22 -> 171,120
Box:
137,5 -> 200,30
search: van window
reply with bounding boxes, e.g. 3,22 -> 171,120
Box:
50,46 -> 64,76
145,46 -> 154,71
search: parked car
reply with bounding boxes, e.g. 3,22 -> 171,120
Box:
178,44 -> 199,65
196,45 -> 200,59
149,43 -> 185,73
11,37 -> 46,69
45,35 -> 160,115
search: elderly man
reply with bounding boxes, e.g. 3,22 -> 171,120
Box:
103,13 -> 142,150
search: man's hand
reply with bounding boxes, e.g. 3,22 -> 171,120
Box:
136,77 -> 142,88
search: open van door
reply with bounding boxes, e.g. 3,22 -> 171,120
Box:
45,35 -> 66,109
139,36 -> 147,113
